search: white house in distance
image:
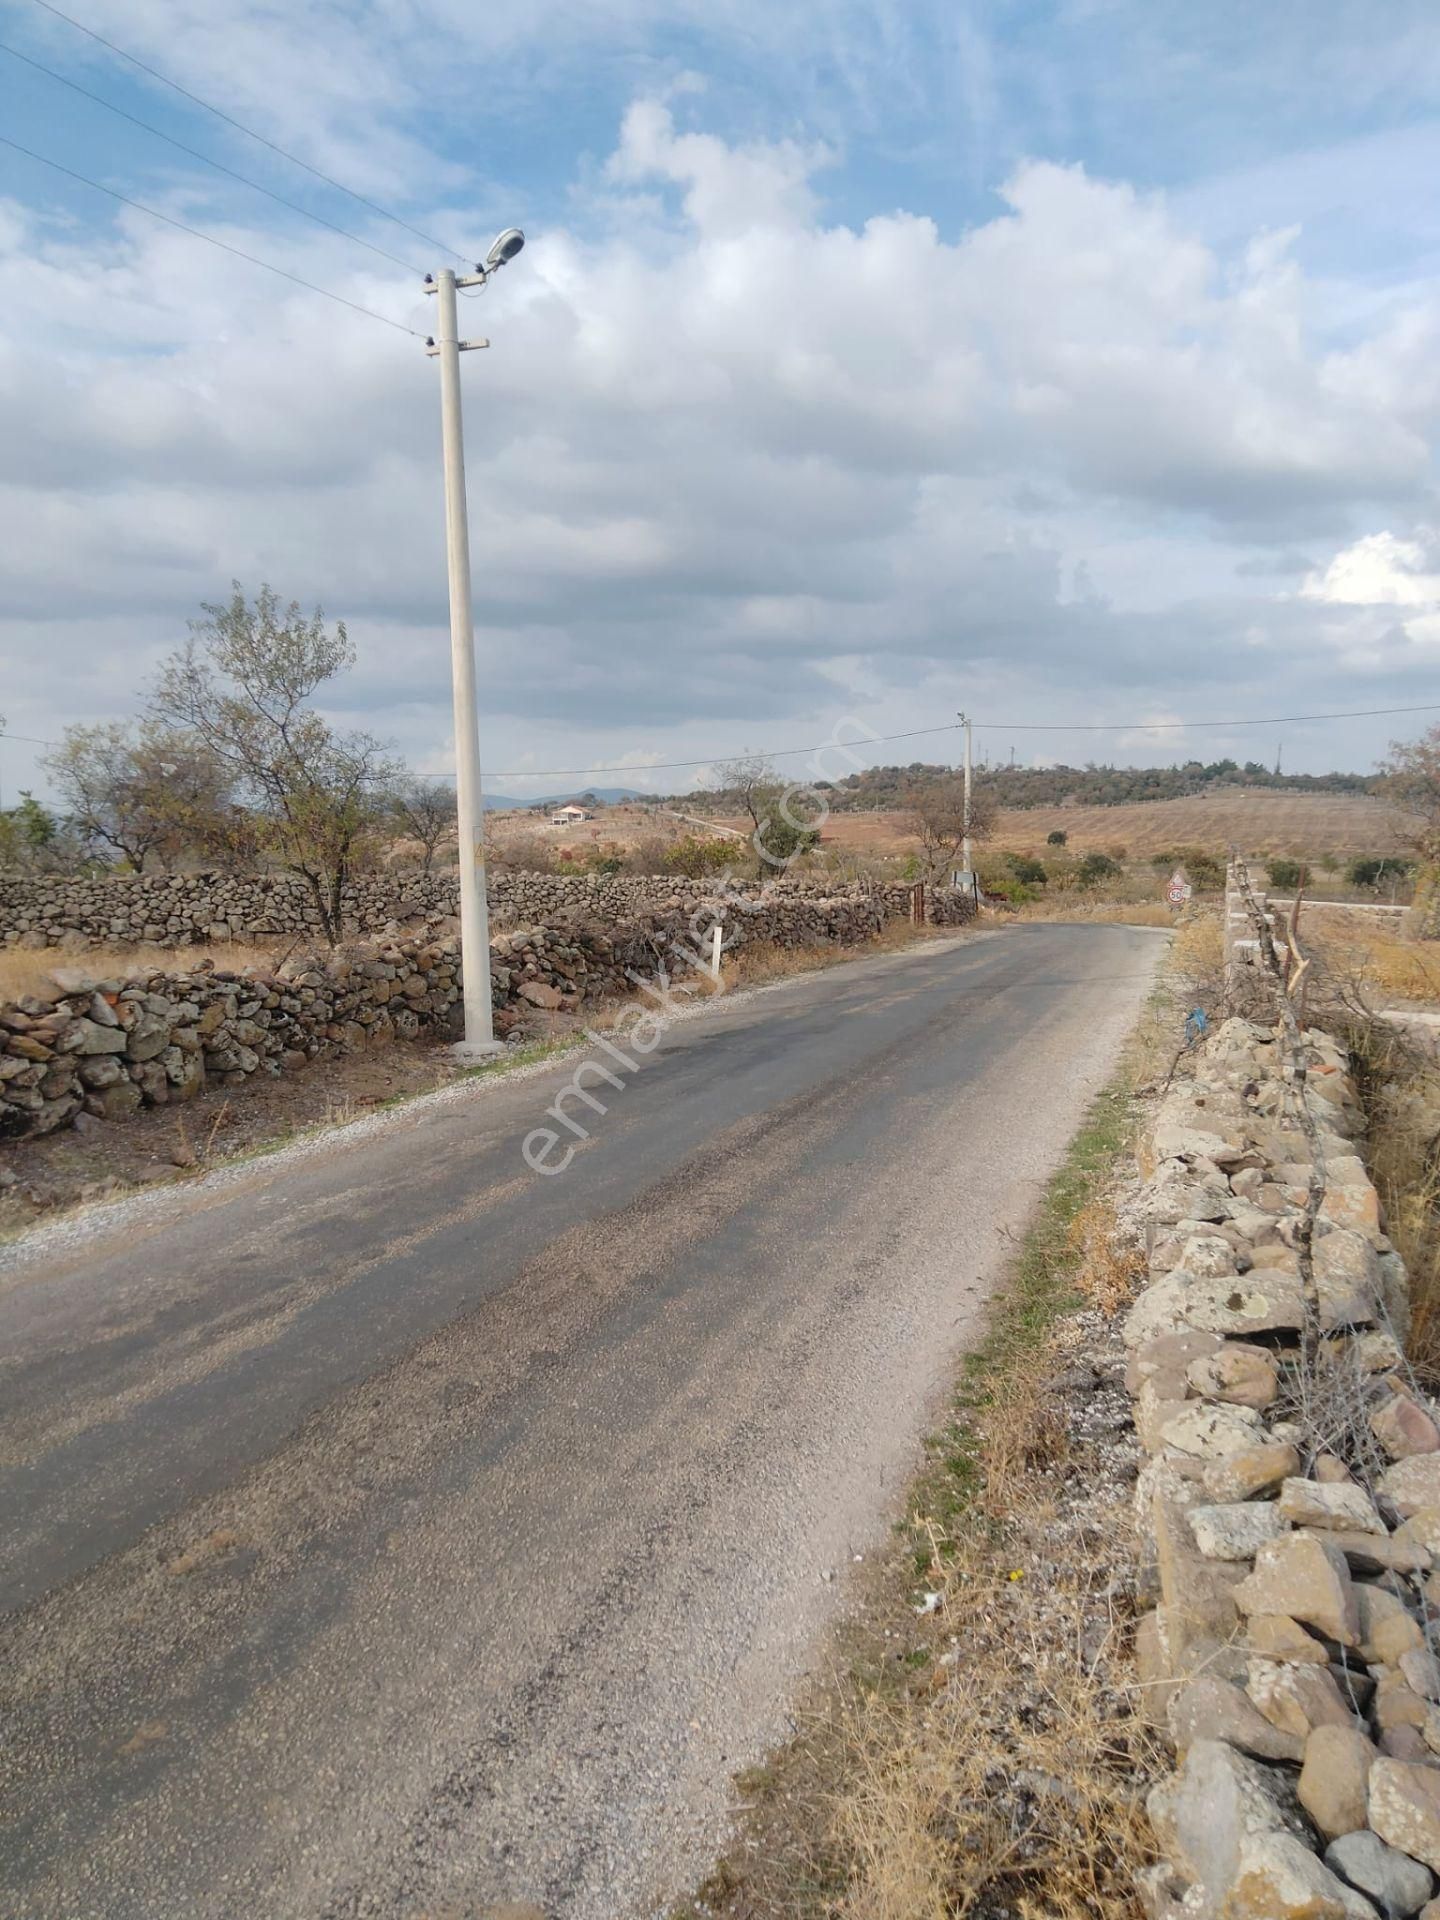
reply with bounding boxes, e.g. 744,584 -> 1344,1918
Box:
549,802 -> 591,826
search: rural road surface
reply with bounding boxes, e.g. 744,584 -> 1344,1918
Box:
0,922 -> 1164,1920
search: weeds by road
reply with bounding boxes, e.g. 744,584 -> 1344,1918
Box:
675,1008 -> 1167,1920
1306,913 -> 1440,1381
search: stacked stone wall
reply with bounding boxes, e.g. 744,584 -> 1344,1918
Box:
0,868 -> 935,949
1126,911 -> 1440,1915
0,885 -> 974,1140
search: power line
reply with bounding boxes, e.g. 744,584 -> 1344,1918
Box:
490,702 -> 1440,783
0,133 -> 426,337
491,724 -> 967,781
978,703 -> 1440,734
25,0 -> 469,264
0,39 -> 425,274
6,702 -> 1434,785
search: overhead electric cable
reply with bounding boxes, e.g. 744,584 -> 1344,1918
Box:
489,702 -> 1440,782
978,703 -> 1440,733
0,134 -> 426,336
0,39 -> 425,273
25,0 -> 469,262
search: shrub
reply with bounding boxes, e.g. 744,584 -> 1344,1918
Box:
1265,858 -> 1308,891
1348,855 -> 1416,892
1078,851 -> 1121,887
1151,845 -> 1224,890
984,875 -> 1040,905
1046,829 -> 1068,847
1007,853 -> 1048,885
664,834 -> 737,880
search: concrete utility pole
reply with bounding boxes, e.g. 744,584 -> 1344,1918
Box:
424,229 -> 524,1058
957,710 -> 974,895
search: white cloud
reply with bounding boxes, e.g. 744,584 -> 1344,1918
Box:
4,86 -> 1440,799
1303,529 -> 1440,607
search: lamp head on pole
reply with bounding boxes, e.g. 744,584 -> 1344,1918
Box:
482,228 -> 525,273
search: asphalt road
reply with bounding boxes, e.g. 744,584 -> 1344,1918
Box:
0,922 -> 1164,1920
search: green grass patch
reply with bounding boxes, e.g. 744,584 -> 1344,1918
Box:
904,1077 -> 1139,1557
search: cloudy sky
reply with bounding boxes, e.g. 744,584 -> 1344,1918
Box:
2,0 -> 1440,800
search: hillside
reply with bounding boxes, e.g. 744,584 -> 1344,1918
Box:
816,787 -> 1414,859
799,759 -> 1381,812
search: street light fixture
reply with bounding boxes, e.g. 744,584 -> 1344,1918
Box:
483,228 -> 525,272
424,227 -> 526,1058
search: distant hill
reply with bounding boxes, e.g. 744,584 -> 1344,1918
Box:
484,787 -> 650,811
678,760 -> 1382,812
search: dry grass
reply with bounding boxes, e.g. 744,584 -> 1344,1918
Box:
1068,1198 -> 1145,1315
983,790 -> 1411,858
1311,917 -> 1440,1005
777,1245 -> 1158,1920
834,1598 -> 1156,1920
1339,1017 -> 1440,1380
0,941 -> 283,1004
1299,913 -> 1440,1374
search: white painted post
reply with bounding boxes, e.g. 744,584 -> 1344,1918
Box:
429,266 -> 501,1058
710,923 -> 723,981
956,709 -> 975,898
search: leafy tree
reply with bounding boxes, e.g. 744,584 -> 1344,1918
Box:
389,780 -> 456,872
42,721 -> 228,872
903,775 -> 998,884
1347,854 -> 1415,892
0,791 -> 59,869
716,754 -> 821,875
1078,851 -> 1122,887
1046,828 -> 1067,846
1265,858 -> 1308,892
1382,725 -> 1440,861
151,583 -> 400,944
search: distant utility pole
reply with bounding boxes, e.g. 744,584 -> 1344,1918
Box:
957,710 -> 974,894
424,229 -> 525,1058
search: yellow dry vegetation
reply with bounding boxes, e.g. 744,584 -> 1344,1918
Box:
1312,916 -> 1440,1005
984,789 -> 1412,858
0,942 -> 282,1006
831,1288 -> 1157,1920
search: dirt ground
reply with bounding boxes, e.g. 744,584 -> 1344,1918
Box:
809,789 -> 1412,859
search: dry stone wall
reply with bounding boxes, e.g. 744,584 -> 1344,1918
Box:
0,868 -> 934,949
0,884 -> 974,1140
1127,934 -> 1440,1914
